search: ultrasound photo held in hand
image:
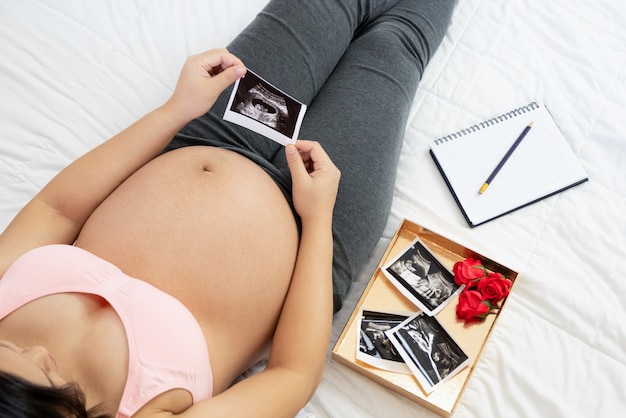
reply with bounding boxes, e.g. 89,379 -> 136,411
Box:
224,69 -> 307,146
383,238 -> 463,316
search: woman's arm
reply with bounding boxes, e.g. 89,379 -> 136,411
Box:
0,49 -> 246,276
171,141 -> 340,418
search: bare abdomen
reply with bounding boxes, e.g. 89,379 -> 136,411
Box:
75,146 -> 299,392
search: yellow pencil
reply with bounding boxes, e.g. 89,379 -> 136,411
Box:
479,122 -> 533,194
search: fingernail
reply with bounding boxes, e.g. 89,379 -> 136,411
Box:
235,66 -> 246,77
286,144 -> 297,155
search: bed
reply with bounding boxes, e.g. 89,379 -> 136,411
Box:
1,1 -> 624,417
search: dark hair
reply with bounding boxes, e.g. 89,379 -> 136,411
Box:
0,370 -> 112,418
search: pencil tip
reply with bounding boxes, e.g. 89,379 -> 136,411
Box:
528,122 -> 533,127
479,183 -> 489,194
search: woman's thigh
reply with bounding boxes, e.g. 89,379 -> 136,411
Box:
291,0 -> 456,309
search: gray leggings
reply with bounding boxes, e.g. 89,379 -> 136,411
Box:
166,0 -> 455,311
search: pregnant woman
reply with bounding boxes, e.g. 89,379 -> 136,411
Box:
0,0 -> 455,417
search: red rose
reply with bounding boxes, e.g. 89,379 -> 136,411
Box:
476,272 -> 511,303
456,290 -> 490,323
453,258 -> 485,287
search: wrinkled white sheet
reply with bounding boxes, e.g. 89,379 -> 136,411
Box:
1,1 -> 624,417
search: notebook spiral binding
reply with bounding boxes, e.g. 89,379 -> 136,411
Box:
433,102 -> 539,146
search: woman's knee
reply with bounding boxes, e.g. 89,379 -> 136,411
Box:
360,0 -> 455,67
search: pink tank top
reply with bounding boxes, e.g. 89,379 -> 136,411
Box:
0,245 -> 212,417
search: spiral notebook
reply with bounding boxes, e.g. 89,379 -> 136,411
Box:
430,102 -> 588,227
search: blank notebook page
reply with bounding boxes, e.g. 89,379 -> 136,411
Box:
430,103 -> 588,227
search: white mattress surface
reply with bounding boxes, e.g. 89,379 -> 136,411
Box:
1,1 -> 624,417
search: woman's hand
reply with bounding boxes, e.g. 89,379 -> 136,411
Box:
165,48 -> 247,122
285,140 -> 341,225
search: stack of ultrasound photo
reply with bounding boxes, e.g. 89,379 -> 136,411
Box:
357,238 -> 470,394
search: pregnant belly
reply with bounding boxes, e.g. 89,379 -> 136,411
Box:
75,146 -> 299,387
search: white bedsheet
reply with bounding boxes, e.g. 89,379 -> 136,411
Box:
1,1 -> 624,417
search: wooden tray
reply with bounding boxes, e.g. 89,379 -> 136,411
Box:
331,219 -> 518,416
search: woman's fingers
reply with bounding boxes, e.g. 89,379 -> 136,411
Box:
286,141 -> 340,222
